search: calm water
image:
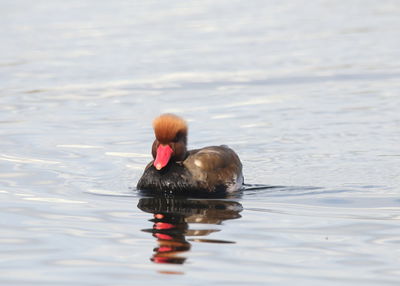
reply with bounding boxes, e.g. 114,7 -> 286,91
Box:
1,1 -> 400,285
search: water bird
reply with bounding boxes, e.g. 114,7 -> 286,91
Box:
137,114 -> 244,196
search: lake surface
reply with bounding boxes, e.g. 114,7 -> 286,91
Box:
1,1 -> 400,285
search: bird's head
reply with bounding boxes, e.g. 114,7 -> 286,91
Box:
151,114 -> 188,170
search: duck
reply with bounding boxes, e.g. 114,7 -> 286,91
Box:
136,114 -> 244,196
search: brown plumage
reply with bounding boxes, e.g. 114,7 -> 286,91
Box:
153,114 -> 188,144
137,114 -> 244,196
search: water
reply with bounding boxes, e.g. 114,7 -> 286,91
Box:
1,0 -> 400,285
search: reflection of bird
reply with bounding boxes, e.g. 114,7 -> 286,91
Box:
147,213 -> 190,265
138,197 -> 243,265
137,114 -> 244,196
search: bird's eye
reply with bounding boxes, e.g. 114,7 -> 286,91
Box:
172,131 -> 182,142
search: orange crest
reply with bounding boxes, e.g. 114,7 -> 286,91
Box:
153,114 -> 188,143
